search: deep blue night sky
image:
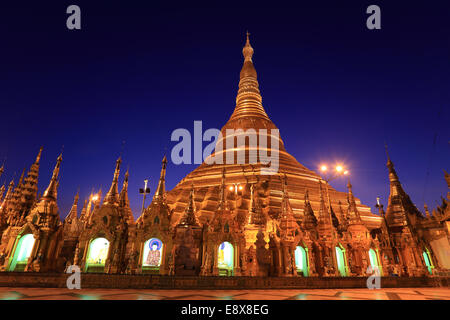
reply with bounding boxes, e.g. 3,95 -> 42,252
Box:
1,1 -> 449,219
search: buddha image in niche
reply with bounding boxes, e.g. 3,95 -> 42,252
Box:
145,239 -> 162,266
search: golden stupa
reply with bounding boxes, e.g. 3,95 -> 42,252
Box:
165,33 -> 383,230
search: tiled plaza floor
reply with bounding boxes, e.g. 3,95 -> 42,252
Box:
0,287 -> 448,300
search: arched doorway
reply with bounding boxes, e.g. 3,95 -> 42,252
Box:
422,250 -> 433,275
8,234 -> 35,272
142,238 -> 163,274
85,237 -> 110,273
294,246 -> 308,276
218,241 -> 234,276
335,246 -> 347,277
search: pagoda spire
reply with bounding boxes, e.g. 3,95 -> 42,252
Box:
0,180 -> 14,211
279,175 -> 298,241
302,189 -> 317,230
317,180 -> 333,231
337,200 -> 349,231
178,185 -> 199,226
119,169 -> 130,206
154,155 -> 167,199
385,145 -> 403,197
18,146 -> 43,212
119,168 -> 134,224
346,179 -> 362,225
42,153 -> 62,200
65,192 -> 79,222
0,184 -> 5,203
35,146 -> 43,164
229,32 -> 270,122
424,203 -> 431,218
18,168 -> 25,187
79,198 -> 88,222
444,169 -> 450,189
103,157 -> 121,205
86,192 -> 94,217
0,164 -> 4,180
384,146 -> 423,227
280,176 -> 294,219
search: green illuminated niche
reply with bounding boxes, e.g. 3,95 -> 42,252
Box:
295,246 -> 308,277
335,246 -> 347,277
8,234 -> 35,272
422,251 -> 433,275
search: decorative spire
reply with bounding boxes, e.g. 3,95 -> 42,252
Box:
0,180 -> 14,211
18,146 -> 43,212
42,153 -> 62,200
65,192 -> 79,222
302,189 -> 317,230
444,169 -> 450,189
385,144 -> 401,195
317,180 -> 332,230
35,146 -> 43,164
229,32 -> 269,122
119,169 -> 134,224
18,168 -> 25,187
0,164 -> 4,180
154,155 -> 167,199
103,157 -> 121,205
384,147 -> 424,227
178,185 -> 199,226
279,175 -> 297,240
243,31 -> 254,62
119,169 -> 130,206
329,203 -> 340,229
0,185 -> 5,203
79,198 -> 88,221
346,179 -> 362,225
337,200 -> 349,231
86,192 -> 94,217
424,203 -> 431,218
280,175 -> 294,219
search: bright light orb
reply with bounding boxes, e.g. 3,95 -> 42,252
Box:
320,165 -> 327,172
229,186 -> 234,191
92,195 -> 99,201
336,166 -> 343,172
238,185 -> 243,190
344,170 -> 349,175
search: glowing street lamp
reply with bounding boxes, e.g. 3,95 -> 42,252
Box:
319,164 -> 349,181
229,183 -> 244,195
319,163 -> 350,214
139,179 -> 151,214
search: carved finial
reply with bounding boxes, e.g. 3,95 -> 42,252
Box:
424,203 -> 430,218
154,155 -> 167,199
35,146 -> 43,164
42,153 -> 63,200
444,169 -> 450,189
384,143 -> 394,168
242,31 -> 254,62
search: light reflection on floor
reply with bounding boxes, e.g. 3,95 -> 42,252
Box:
0,287 -> 448,300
